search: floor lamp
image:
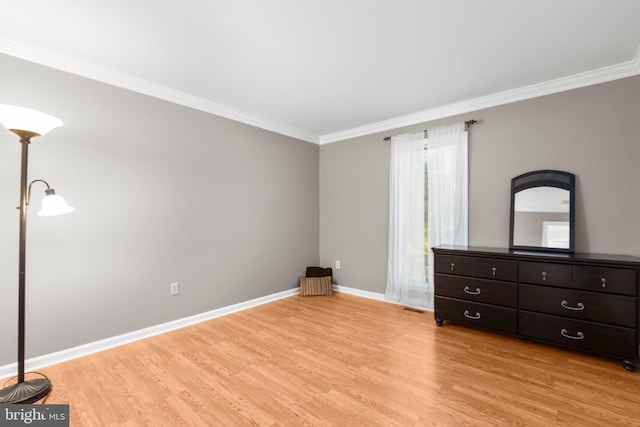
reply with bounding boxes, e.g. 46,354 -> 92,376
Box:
0,105 -> 74,404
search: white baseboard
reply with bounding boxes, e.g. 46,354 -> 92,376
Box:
1,284 -> 430,380
0,287 -> 299,380
332,284 -> 387,301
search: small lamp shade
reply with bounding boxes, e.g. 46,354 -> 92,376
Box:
0,104 -> 64,136
37,189 -> 74,216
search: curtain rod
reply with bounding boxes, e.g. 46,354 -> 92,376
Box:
383,119 -> 477,141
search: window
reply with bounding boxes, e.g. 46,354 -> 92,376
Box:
386,123 -> 467,310
424,122 -> 469,288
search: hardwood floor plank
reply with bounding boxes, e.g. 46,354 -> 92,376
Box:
6,292 -> 636,426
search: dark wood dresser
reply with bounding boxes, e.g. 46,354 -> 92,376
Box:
433,245 -> 640,371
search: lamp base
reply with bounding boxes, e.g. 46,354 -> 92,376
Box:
0,378 -> 51,404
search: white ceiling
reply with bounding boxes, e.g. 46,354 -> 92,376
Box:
1,0 -> 639,144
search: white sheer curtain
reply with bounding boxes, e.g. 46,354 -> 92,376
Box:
385,132 -> 429,308
427,122 -> 469,288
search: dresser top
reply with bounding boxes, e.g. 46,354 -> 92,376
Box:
433,245 -> 640,268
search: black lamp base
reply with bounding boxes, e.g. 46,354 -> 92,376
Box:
0,378 -> 51,404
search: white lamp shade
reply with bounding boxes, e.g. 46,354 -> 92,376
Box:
0,104 -> 63,136
37,193 -> 74,216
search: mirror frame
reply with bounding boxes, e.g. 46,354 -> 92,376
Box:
509,170 -> 575,253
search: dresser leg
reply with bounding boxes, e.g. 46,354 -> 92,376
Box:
623,360 -> 638,372
435,318 -> 443,327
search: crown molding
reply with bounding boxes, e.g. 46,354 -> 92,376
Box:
1,35 -> 638,146
0,36 -> 319,144
318,44 -> 640,145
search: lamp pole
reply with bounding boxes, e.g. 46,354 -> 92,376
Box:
17,132 -> 31,385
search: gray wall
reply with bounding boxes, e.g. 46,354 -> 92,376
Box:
0,54 -> 319,365
320,75 -> 640,294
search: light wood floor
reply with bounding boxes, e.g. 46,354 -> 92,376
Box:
11,292 -> 640,426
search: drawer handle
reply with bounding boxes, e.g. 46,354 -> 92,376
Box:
601,277 -> 606,288
561,300 -> 585,311
464,310 -> 481,320
491,267 -> 497,276
450,263 -> 455,272
542,272 -> 547,281
561,329 -> 585,340
464,286 -> 481,295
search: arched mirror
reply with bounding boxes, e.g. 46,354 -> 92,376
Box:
509,170 -> 575,253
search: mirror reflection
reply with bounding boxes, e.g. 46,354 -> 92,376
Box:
509,170 -> 575,253
513,187 -> 570,249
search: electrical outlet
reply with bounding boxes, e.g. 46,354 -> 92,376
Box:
335,260 -> 341,269
170,282 -> 180,296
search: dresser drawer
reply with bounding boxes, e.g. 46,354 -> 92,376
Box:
435,296 -> 517,334
436,274 -> 517,307
473,258 -> 517,281
519,261 -> 571,287
435,254 -> 517,281
435,255 -> 474,276
573,266 -> 637,296
519,311 -> 637,359
519,284 -> 637,327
